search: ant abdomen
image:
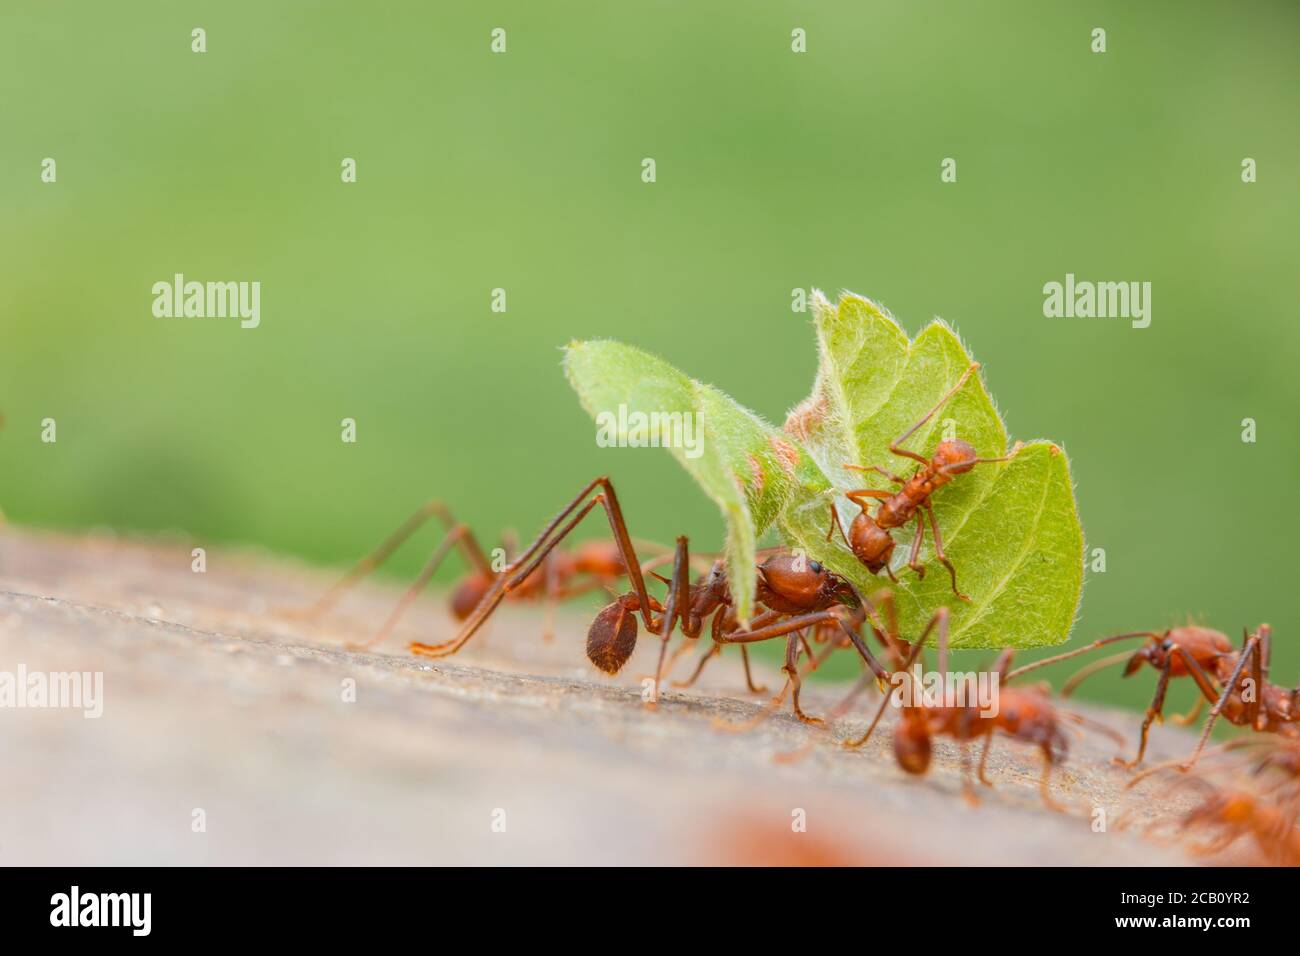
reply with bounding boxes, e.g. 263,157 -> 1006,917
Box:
848,513 -> 895,572
587,593 -> 640,674
451,573 -> 494,620
894,719 -> 932,774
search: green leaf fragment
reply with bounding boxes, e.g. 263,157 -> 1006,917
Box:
563,339 -> 809,623
781,291 -> 1084,648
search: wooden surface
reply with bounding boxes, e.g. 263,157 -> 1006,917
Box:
0,527 -> 1243,865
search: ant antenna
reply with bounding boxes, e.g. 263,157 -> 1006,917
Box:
1004,631 -> 1159,682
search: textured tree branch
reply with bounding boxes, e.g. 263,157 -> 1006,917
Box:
0,528 -> 1242,865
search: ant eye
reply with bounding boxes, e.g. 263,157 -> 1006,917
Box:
809,560 -> 822,573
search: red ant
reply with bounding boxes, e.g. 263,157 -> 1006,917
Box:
1010,624 -> 1297,770
1176,785 -> 1300,864
811,596 -> 1121,810
1121,737 -> 1300,862
405,477 -> 897,719
827,362 -> 1020,602
302,499 -> 665,649
1127,770 -> 1300,865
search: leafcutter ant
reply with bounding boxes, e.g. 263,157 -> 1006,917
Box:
405,477 -> 896,717
811,596 -> 1121,810
826,362 -> 1020,601
302,499 -> 663,649
1128,771 -> 1300,865
1009,624 -> 1297,770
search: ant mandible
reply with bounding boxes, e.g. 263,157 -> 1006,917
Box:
827,362 -> 1020,602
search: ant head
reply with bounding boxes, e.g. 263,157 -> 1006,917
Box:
847,514 -> 895,572
758,552 -> 837,609
893,715 -> 932,775
933,438 -> 978,474
586,593 -> 641,674
1123,640 -> 1163,676
451,572 -> 495,620
704,559 -> 728,594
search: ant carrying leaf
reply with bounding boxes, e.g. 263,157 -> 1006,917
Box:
565,289 -> 1084,650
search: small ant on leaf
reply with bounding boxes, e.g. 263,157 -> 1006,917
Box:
827,362 -> 1021,601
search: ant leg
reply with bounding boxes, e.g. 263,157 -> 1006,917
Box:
844,463 -> 907,485
411,477 -> 655,660
1038,745 -> 1066,812
1183,636 -> 1261,771
873,589 -> 909,669
779,593 -> 905,741
713,679 -> 792,733
1258,624 -> 1272,681
650,536 -> 694,695
306,500 -> 491,618
1004,632 -> 1161,683
923,605 -> 953,676
769,640 -> 853,763
673,643 -> 720,689
959,744 -> 981,806
977,730 -> 996,785
659,635 -> 701,685
739,646 -> 768,695
785,633 -> 824,726
351,523 -> 483,650
889,362 -> 980,465
826,502 -> 849,545
924,502 -> 971,603
1245,627 -> 1265,728
673,609 -> 780,690
719,605 -> 895,703
845,489 -> 892,507
725,608 -> 780,695
1115,659 -> 1173,769
1169,699 -> 1205,726
842,608 -> 946,749
905,514 -> 927,579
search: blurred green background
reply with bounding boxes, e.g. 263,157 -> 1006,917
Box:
3,1 -> 1298,717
